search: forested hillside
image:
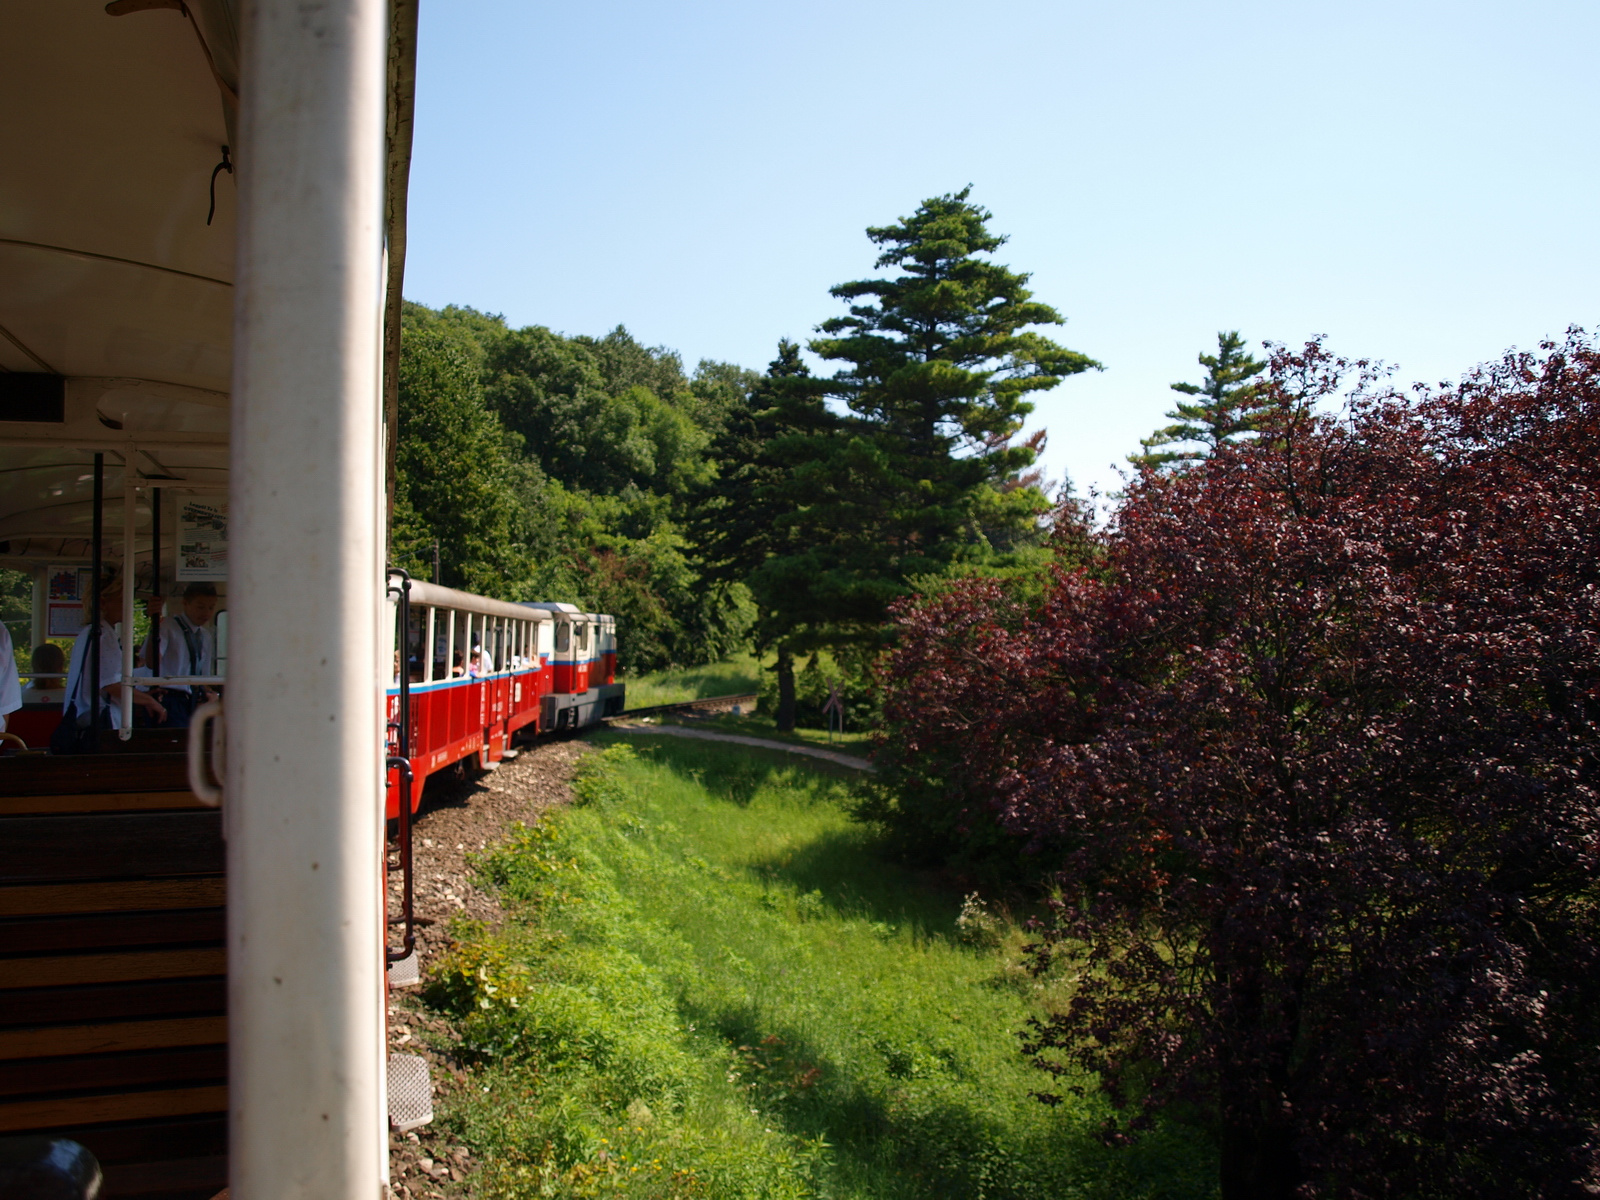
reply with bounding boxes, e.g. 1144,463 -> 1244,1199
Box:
391,305 -> 759,673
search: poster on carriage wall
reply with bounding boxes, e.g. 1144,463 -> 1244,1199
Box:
176,500 -> 228,581
46,564 -> 91,636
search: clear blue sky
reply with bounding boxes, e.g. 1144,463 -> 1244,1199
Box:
404,0 -> 1598,502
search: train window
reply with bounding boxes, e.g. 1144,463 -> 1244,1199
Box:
406,605 -> 425,683
577,621 -> 588,652
451,610 -> 468,676
429,608 -> 445,682
214,608 -> 229,677
556,621 -> 570,653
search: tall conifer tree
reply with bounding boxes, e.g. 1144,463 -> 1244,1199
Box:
690,339 -> 832,727
792,187 -> 1098,633
1131,330 -> 1267,470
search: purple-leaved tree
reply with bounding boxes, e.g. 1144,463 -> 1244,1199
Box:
879,333 -> 1600,1199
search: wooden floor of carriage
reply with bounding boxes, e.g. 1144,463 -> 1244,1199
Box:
0,739 -> 227,1199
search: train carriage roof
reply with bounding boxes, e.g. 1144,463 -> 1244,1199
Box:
0,0 -> 413,568
409,581 -> 555,624
0,2 -> 240,562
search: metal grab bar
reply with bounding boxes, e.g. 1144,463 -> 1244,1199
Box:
187,699 -> 225,806
385,566 -> 416,966
385,755 -> 415,963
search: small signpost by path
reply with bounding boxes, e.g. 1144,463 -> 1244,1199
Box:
822,682 -> 844,744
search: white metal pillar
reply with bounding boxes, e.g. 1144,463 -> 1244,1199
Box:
229,1 -> 388,1196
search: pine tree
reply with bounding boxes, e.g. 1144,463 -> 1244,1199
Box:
689,339 -> 834,727
797,187 -> 1098,626
1131,330 -> 1267,470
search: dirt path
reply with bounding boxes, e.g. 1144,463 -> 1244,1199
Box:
385,737 -> 593,1199
609,721 -> 876,771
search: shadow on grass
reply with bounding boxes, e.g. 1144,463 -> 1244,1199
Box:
607,731 -> 959,934
606,729 -> 864,802
749,825 -> 960,937
682,997 -> 1212,1200
587,732 -> 1220,1199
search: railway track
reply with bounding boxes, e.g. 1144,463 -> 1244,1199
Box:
609,692 -> 759,720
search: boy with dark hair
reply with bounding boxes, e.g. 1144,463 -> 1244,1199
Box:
147,582 -> 219,728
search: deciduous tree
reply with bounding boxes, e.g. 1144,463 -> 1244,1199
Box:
392,320 -> 533,595
881,333 -> 1600,1199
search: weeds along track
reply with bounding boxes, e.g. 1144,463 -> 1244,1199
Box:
385,737 -> 597,1197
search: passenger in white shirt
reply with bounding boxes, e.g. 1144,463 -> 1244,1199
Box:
147,582 -> 218,728
61,572 -> 166,733
468,642 -> 493,677
0,622 -> 20,732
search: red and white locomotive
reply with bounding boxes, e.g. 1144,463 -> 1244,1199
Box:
385,583 -> 625,818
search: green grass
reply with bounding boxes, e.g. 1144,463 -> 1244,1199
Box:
432,738 -> 1216,1200
624,651 -> 766,709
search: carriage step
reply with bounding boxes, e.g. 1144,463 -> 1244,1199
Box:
387,1054 -> 433,1131
387,949 -> 421,988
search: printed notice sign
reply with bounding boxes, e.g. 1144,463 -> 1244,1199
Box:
177,500 -> 228,581
46,564 -> 91,637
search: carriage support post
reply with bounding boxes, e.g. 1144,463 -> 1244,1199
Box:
228,0 -> 388,1194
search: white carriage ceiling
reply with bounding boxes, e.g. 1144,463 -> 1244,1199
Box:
0,1 -> 240,558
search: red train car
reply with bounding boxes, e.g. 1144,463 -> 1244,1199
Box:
384,585 -> 624,816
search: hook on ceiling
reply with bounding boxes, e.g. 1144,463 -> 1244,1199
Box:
207,145 -> 232,226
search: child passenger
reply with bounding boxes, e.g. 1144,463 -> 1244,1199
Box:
145,582 -> 220,728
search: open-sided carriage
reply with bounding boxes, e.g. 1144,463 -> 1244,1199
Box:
0,4 -> 626,1197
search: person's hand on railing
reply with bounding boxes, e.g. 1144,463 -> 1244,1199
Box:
123,684 -> 167,724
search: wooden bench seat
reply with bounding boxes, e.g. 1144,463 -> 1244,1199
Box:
0,756 -> 228,1198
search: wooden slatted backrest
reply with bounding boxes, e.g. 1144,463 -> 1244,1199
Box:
0,756 -> 228,1200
